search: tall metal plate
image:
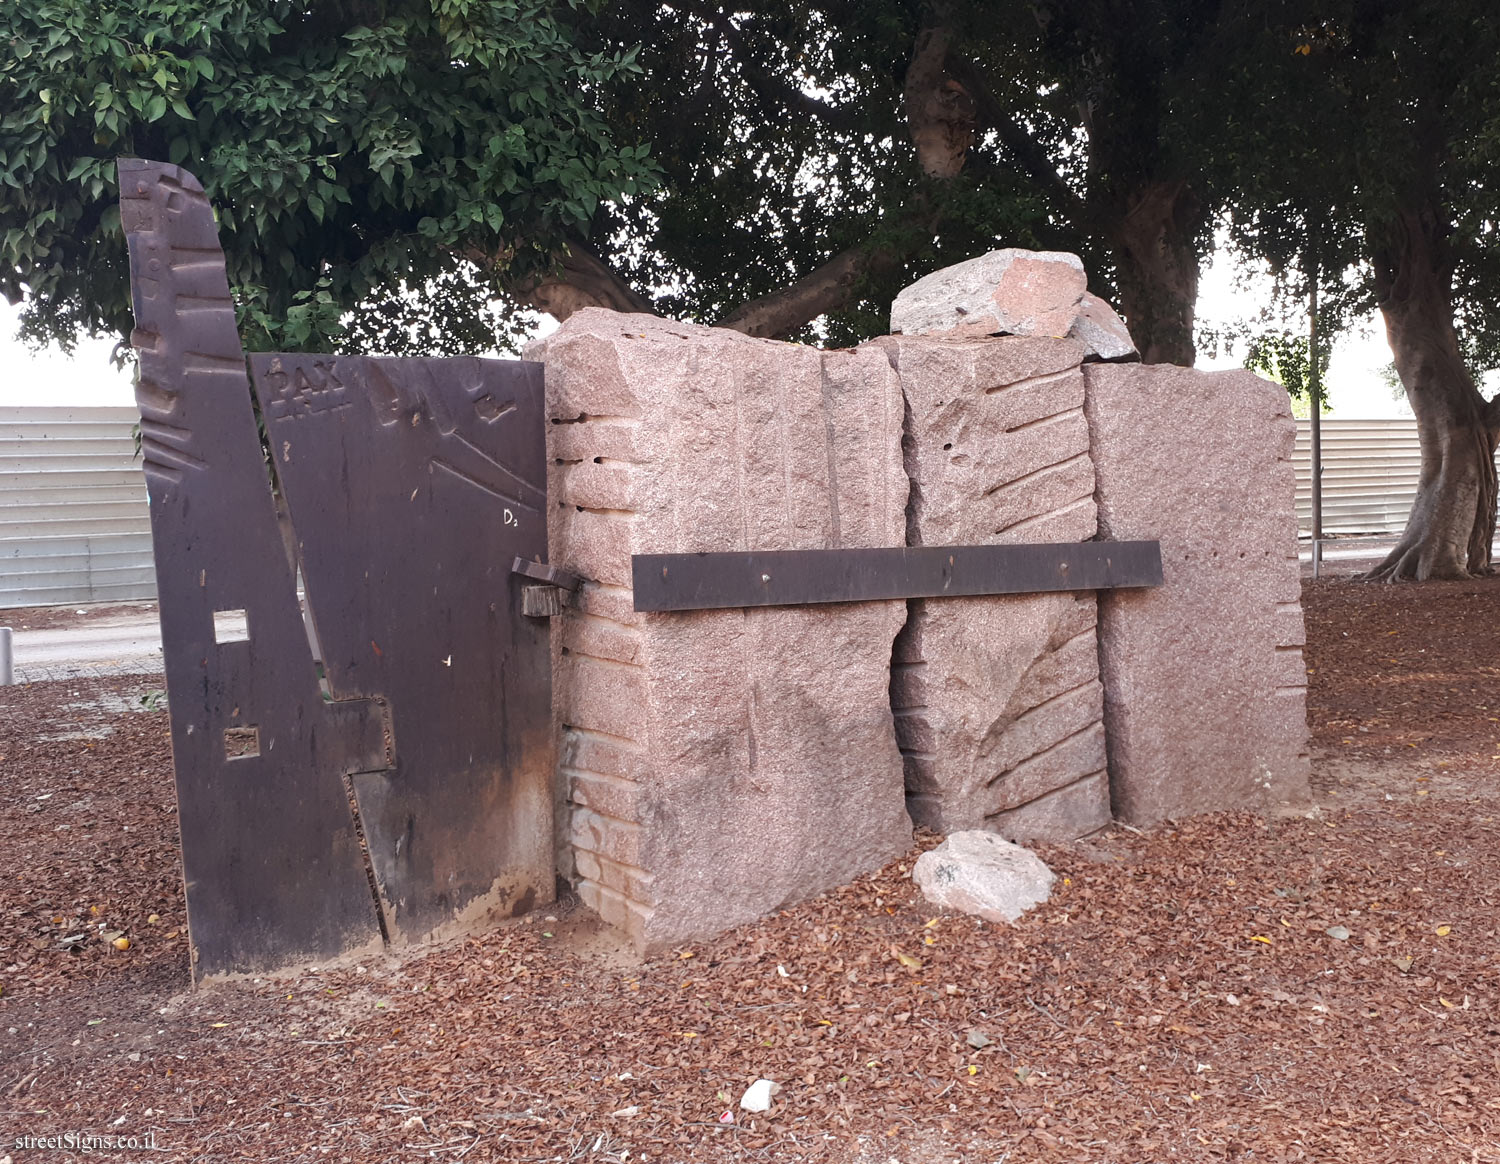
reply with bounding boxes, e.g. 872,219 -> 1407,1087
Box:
119,160 -> 385,979
247,354 -> 555,942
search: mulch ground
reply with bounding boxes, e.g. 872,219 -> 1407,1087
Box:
2,580 -> 1499,1163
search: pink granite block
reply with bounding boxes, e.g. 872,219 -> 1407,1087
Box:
539,311 -> 912,952
874,335 -> 1110,840
1083,363 -> 1312,823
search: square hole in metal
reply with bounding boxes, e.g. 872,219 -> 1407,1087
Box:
214,609 -> 249,644
224,725 -> 260,760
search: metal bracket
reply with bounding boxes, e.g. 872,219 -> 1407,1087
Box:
512,557 -> 583,592
513,557 -> 582,619
631,541 -> 1163,613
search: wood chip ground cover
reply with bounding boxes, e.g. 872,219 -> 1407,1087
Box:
2,579 -> 1498,1162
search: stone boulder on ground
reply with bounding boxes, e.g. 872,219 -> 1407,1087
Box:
911,831 -> 1056,923
889,248 -> 1137,361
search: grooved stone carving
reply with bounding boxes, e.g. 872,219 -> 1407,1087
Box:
1083,364 -> 1312,822
538,310 -> 912,952
874,335 -> 1112,841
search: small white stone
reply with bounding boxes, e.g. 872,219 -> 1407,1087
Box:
739,1079 -> 778,1113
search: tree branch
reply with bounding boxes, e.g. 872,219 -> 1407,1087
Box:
943,54 -> 1087,225
483,239 -> 657,321
697,8 -> 867,135
716,238 -> 904,338
904,17 -> 975,179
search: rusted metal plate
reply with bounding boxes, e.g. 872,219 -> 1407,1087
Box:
631,542 -> 1164,612
119,160 -> 385,980
248,353 -> 555,943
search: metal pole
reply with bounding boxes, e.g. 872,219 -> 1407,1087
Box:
1309,252 -> 1323,579
0,627 -> 13,686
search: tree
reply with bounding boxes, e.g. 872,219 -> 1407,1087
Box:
570,0 -> 1251,362
0,0 -> 658,355
2,0 -> 1274,368
1214,0 -> 1500,580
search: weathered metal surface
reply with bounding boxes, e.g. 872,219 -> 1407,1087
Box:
521,585 -> 564,618
119,159 -> 384,980
247,353 -> 555,944
631,541 -> 1164,613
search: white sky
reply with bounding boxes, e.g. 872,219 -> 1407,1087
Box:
0,258 -> 1416,417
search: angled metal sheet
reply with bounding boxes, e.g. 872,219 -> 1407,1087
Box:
248,353 -> 555,943
631,541 -> 1164,612
119,160 -> 384,980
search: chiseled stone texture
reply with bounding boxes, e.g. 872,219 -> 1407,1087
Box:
539,309 -> 912,952
1083,363 -> 1312,823
890,249 -> 1138,362
874,335 -> 1112,842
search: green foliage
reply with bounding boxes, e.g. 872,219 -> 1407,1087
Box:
1243,330 -> 1330,408
576,0 -> 1234,344
0,0 -> 657,354
1208,0 -> 1500,384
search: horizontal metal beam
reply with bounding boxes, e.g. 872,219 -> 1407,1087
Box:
631,541 -> 1163,613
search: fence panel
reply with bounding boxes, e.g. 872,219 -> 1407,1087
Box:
0,406 -> 154,607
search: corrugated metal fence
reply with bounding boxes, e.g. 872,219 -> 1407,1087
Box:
1291,417 -> 1500,539
1293,418 -> 1427,537
1,406 -> 155,607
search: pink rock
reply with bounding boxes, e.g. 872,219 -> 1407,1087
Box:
873,335 -> 1111,842
890,250 -> 1138,362
537,311 -> 912,952
1083,363 -> 1312,823
891,249 -> 1086,339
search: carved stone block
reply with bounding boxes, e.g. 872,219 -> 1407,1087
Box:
539,311 -> 912,951
1083,363 -> 1312,822
875,335 -> 1112,841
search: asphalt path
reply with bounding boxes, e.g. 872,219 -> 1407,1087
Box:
3,606 -> 180,683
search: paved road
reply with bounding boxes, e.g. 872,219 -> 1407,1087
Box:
4,607 -> 171,684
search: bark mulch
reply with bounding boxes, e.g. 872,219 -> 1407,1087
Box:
2,579 -> 1498,1163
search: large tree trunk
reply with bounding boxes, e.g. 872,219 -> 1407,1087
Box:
1106,179 -> 1202,366
1366,202 -> 1499,582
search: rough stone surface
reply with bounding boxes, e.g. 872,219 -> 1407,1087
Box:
1069,293 -> 1137,361
874,335 -> 1112,842
911,830 -> 1056,923
1083,363 -> 1313,823
539,309 -> 912,951
890,250 -> 1139,362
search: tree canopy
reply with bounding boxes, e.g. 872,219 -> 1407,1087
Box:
5,0 -> 1500,581
0,0 -> 657,354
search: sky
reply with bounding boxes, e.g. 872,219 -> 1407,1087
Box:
0,259 -> 1415,418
